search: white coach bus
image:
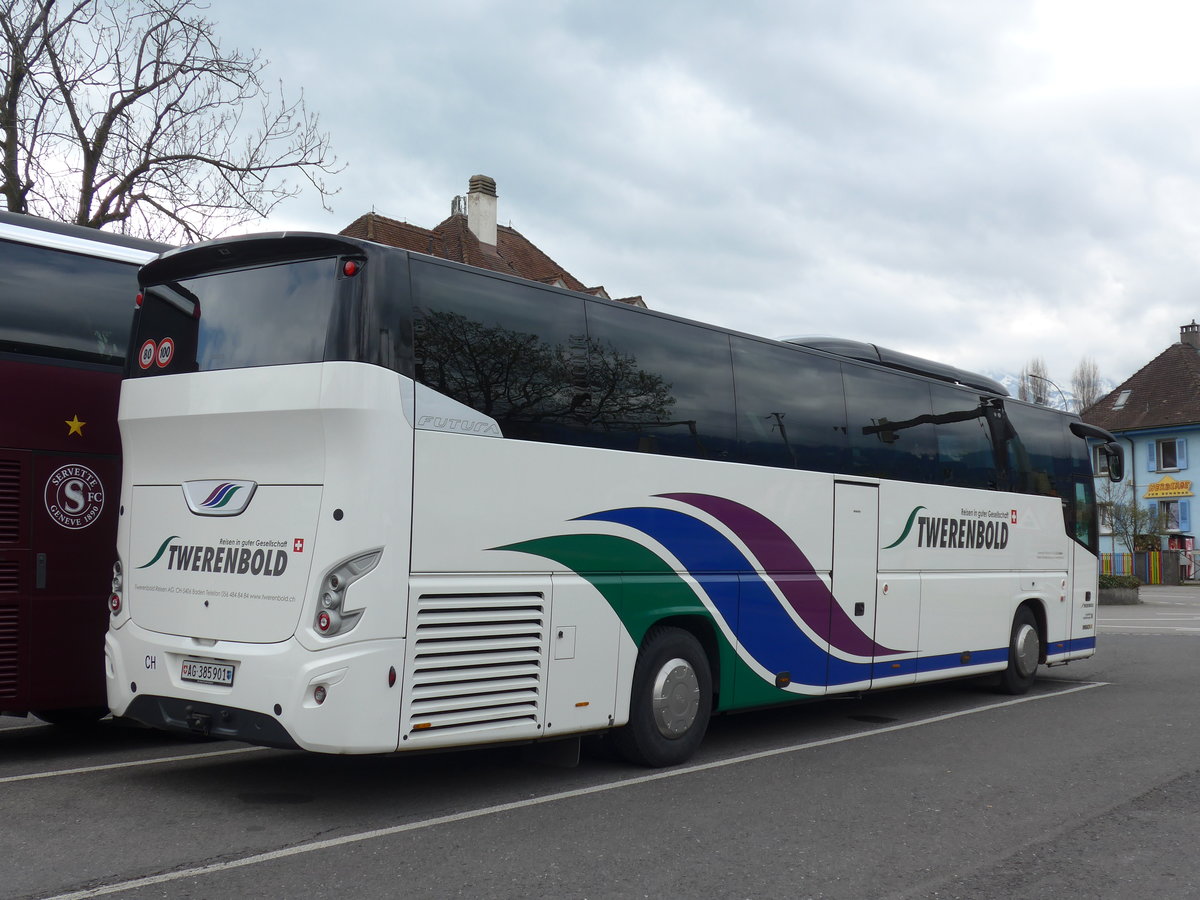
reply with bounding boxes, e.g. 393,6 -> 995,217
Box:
105,233 -> 1122,766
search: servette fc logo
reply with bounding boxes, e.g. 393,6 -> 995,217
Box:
182,479 -> 257,517
44,464 -> 104,530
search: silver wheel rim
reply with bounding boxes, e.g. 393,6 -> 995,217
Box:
651,657 -> 700,739
1013,622 -> 1039,678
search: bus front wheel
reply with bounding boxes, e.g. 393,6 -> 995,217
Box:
999,606 -> 1041,695
613,626 -> 713,768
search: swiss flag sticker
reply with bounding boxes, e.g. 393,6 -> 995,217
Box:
293,538 -> 305,553
1011,510 -> 1018,525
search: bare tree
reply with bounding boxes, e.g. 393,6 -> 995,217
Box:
1099,480 -> 1166,555
1017,356 -> 1052,405
0,0 -> 339,241
1071,355 -> 1103,412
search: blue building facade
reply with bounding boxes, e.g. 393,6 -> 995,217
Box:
1083,323 -> 1200,572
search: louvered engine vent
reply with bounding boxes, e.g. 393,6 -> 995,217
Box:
0,605 -> 19,702
0,561 -> 16,594
0,459 -> 21,544
406,593 -> 546,740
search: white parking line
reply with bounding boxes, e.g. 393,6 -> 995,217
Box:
0,745 -> 269,785
42,681 -> 1108,900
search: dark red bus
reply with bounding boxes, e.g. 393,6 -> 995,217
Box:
0,211 -> 167,724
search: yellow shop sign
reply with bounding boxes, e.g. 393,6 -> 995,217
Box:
1145,475 -> 1194,499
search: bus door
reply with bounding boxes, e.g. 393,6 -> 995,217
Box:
30,450 -> 118,709
1068,478 -> 1099,652
831,481 -> 878,691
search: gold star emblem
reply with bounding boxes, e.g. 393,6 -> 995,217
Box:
65,415 -> 86,437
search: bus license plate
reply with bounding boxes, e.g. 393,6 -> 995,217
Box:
180,659 -> 235,687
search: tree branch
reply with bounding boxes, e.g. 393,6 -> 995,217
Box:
1,0 -> 339,238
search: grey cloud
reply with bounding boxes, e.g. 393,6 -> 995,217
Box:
206,0 -> 1199,386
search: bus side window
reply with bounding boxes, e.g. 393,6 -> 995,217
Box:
929,384 -> 995,489
729,337 -> 847,472
0,238 -> 139,364
1003,403 -> 1071,498
410,261 -> 589,444
843,365 -> 937,484
582,303 -> 736,461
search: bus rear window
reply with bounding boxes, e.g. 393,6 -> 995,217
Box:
131,258 -> 347,375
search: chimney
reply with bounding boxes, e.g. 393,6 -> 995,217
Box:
466,174 -> 497,246
1182,320 -> 1200,349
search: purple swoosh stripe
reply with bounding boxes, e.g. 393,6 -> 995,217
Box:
661,492 -> 900,657
202,483 -> 232,506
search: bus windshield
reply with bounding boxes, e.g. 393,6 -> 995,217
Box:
132,257 -> 353,376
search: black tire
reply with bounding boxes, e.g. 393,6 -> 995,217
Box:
998,606 -> 1041,695
612,626 -> 712,767
31,706 -> 108,727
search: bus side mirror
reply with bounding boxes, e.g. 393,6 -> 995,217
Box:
1102,442 -> 1124,482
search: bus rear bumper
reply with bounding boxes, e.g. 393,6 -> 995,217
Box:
124,694 -> 300,748
105,624 -> 405,753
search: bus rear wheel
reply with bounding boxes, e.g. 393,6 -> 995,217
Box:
999,606 -> 1041,695
613,626 -> 712,768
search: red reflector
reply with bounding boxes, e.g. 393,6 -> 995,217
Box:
343,260 -> 359,277
388,666 -> 396,687
135,293 -> 144,307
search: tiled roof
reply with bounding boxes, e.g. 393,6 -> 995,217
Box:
341,211 -> 645,307
341,213 -> 442,256
1081,341 -> 1200,431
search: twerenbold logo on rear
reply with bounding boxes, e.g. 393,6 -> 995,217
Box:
182,480 -> 257,516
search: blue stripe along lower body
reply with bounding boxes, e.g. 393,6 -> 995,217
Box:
913,647 -> 1009,674
1055,637 -> 1097,653
579,507 -> 872,685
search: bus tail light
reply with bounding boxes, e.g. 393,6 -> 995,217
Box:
312,549 -> 382,638
110,561 -> 124,616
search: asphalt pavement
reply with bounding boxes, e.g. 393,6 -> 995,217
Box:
2,587 -> 1198,899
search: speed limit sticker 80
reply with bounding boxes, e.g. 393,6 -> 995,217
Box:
138,338 -> 175,369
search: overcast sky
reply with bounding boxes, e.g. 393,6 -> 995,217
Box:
205,0 -> 1200,391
